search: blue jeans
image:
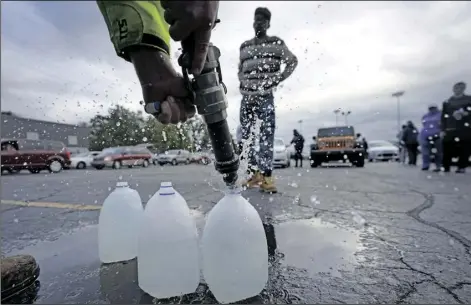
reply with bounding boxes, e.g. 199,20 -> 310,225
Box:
239,93 -> 275,174
421,136 -> 442,169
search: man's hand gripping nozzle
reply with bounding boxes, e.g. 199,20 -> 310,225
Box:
178,28 -> 240,188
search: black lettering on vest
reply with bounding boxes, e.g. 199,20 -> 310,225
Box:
118,19 -> 128,40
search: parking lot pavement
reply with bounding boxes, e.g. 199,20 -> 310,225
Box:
2,163 -> 471,304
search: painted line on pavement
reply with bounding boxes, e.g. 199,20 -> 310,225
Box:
1,199 -> 101,211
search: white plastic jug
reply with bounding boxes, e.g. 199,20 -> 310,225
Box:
138,181 -> 200,299
98,181 -> 143,263
202,188 -> 268,304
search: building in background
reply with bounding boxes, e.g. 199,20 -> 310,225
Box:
1,111 -> 90,152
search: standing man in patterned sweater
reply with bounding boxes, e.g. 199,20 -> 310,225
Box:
239,7 -> 298,193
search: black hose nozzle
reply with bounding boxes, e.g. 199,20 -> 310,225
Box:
178,37 -> 239,187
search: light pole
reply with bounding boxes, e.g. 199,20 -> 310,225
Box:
392,91 -> 405,133
334,108 -> 341,125
297,120 -> 303,134
341,110 -> 351,125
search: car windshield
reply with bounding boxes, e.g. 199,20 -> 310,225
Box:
318,127 -> 354,138
101,147 -> 122,155
369,141 -> 393,148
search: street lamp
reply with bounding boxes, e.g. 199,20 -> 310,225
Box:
341,110 -> 351,125
392,91 -> 405,133
297,120 -> 303,134
333,108 -> 341,125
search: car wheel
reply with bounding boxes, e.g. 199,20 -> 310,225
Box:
95,165 -> 104,170
171,159 -> 177,166
7,168 -> 20,174
29,169 -> 41,174
143,159 -> 150,168
158,162 -> 165,166
76,162 -> 86,169
153,160 -> 157,165
112,161 -> 122,169
310,160 -> 319,168
185,159 -> 190,165
368,159 -> 373,162
48,160 -> 63,173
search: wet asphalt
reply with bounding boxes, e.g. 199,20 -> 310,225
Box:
1,162 -> 471,304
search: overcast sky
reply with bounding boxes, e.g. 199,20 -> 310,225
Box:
2,1 -> 470,143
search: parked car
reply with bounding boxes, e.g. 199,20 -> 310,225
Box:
367,140 -> 399,162
135,143 -> 161,165
70,151 -> 101,169
156,149 -> 192,166
190,152 -> 212,165
91,146 -> 153,170
68,147 -> 90,156
273,138 -> 291,168
1,138 -> 71,174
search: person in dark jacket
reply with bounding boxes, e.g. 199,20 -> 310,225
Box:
420,104 -> 442,171
441,82 -> 471,173
290,129 -> 305,167
402,121 -> 419,166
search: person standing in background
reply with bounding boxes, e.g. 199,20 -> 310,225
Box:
290,129 -> 305,167
397,125 -> 407,164
420,104 -> 442,172
238,7 -> 298,193
441,82 -> 471,173
362,137 -> 369,159
402,121 -> 419,166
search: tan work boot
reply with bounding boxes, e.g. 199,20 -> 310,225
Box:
260,176 -> 278,193
1,255 -> 40,302
242,171 -> 263,188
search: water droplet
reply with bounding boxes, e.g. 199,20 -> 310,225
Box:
116,122 -> 121,127
269,197 -> 274,202
427,175 -> 432,179
449,239 -> 455,246
351,211 -> 366,226
290,182 -> 298,188
142,137 -> 148,142
118,175 -> 123,180
297,173 -> 302,177
454,187 -> 459,191
14,218 -> 19,223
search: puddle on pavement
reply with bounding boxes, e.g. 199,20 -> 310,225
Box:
6,211 -> 362,304
274,217 -> 359,278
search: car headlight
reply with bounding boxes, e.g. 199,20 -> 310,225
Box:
104,156 -> 112,161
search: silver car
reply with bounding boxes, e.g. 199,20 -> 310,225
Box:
156,149 -> 192,166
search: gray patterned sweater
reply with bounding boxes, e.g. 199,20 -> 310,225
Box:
238,35 -> 297,96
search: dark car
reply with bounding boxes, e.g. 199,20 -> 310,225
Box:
1,138 -> 71,174
91,146 -> 153,170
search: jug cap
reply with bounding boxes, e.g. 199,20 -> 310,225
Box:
160,182 -> 173,188
116,181 -> 129,188
159,181 -> 175,195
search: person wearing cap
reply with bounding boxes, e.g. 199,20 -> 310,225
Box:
441,82 -> 471,173
238,7 -> 298,193
420,103 -> 442,171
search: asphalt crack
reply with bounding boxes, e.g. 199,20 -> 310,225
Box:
395,279 -> 430,304
399,257 -> 464,304
407,191 -> 471,252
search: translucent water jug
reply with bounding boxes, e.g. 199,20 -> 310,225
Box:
138,182 -> 200,299
98,181 -> 143,263
202,188 -> 268,304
